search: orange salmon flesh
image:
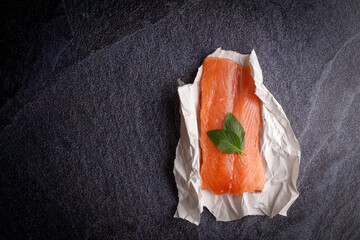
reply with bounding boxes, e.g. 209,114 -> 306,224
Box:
200,57 -> 265,195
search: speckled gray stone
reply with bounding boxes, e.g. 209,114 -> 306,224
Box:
1,0 -> 360,239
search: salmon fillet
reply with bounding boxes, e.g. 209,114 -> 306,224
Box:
200,57 -> 265,195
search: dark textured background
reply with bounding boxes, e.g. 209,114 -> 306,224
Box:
1,0 -> 360,239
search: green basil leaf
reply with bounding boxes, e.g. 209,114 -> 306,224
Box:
207,129 -> 242,154
222,112 -> 246,150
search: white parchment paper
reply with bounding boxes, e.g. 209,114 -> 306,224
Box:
173,48 -> 300,225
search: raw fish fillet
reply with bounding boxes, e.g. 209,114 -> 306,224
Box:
200,57 -> 265,195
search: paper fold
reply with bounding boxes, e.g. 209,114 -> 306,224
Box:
173,48 -> 300,225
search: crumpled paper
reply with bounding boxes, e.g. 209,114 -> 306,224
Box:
173,48 -> 301,225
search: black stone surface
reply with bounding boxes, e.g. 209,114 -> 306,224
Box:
1,0 -> 360,239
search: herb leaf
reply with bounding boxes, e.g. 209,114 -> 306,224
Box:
207,129 -> 242,154
223,113 -> 245,150
207,112 -> 246,164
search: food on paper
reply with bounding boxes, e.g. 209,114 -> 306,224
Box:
173,48 -> 300,225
